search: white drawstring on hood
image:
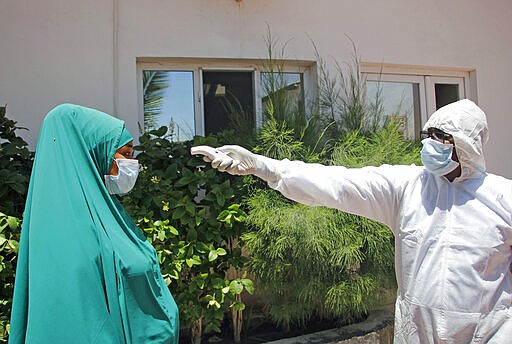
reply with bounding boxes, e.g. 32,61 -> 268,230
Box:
423,99 -> 489,181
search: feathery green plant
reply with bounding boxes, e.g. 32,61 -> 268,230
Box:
332,121 -> 421,168
243,188 -> 395,329
241,32 -> 422,331
261,27 -> 326,150
243,118 -> 420,329
312,36 -> 384,138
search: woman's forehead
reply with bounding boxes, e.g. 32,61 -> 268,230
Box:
118,141 -> 133,149
115,141 -> 134,158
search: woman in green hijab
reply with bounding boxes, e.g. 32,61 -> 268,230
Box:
9,104 -> 179,343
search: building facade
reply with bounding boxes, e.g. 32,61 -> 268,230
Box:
2,0 -> 512,177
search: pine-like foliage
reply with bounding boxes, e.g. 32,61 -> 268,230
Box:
243,190 -> 395,329
332,121 -> 421,168
243,120 -> 420,330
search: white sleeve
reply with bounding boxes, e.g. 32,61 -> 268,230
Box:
267,159 -> 409,229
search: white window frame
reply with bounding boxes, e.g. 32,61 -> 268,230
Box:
424,76 -> 466,115
361,62 -> 476,133
136,58 -> 315,136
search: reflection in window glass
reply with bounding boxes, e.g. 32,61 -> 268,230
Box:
143,70 -> 195,141
261,72 -> 304,118
366,81 -> 420,139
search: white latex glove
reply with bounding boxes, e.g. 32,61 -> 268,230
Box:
191,145 -> 279,183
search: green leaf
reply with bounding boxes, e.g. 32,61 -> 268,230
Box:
208,299 -> 221,309
169,226 -> 179,235
169,270 -> 179,280
230,280 -> 244,294
185,255 -> 201,267
185,228 -> 197,241
185,202 -> 195,214
241,279 -> 254,294
150,126 -> 168,137
6,216 -> 19,230
230,300 -> 245,311
164,164 -> 178,179
216,194 -> 225,207
208,251 -> 218,262
8,239 -> 18,251
171,207 -> 186,220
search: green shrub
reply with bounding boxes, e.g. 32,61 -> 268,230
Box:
332,121 -> 421,168
242,122 -> 420,330
0,213 -> 21,342
240,34 -> 422,330
0,105 -> 34,218
244,194 -> 394,328
121,127 -> 253,343
0,106 -> 32,342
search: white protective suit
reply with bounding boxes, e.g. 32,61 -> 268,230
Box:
255,100 -> 512,343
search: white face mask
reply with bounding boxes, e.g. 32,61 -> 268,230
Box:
420,138 -> 460,176
104,159 -> 139,195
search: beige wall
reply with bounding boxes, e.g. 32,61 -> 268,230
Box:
0,0 -> 115,142
1,0 -> 512,177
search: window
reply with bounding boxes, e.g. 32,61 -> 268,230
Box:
261,72 -> 305,116
361,63 -> 475,139
137,58 -> 314,140
366,79 -> 421,140
142,70 -> 195,141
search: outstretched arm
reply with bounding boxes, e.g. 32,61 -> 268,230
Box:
191,145 -> 403,229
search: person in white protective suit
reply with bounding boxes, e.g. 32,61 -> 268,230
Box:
191,99 -> 512,343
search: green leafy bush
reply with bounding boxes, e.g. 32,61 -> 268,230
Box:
0,106 -> 33,218
0,213 -> 21,342
0,106 -> 32,342
121,127 -> 253,343
0,212 -> 21,342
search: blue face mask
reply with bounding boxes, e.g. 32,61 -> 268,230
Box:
420,138 -> 459,176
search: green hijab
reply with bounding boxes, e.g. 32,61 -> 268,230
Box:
9,104 -> 179,343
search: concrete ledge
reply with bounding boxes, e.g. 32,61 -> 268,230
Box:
262,311 -> 394,344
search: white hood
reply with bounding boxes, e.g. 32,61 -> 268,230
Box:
423,99 -> 489,181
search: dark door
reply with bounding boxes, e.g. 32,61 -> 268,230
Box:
202,71 -> 254,135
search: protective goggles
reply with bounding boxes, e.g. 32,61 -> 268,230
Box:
419,128 -> 454,144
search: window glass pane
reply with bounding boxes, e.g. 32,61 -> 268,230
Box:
366,81 -> 420,139
143,70 -> 195,141
261,72 -> 304,118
